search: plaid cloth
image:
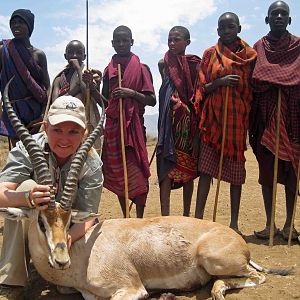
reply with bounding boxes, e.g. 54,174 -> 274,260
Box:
252,31 -> 300,87
250,31 -> 300,179
194,38 -> 257,162
198,142 -> 246,184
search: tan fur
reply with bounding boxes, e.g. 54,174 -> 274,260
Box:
24,213 -> 269,300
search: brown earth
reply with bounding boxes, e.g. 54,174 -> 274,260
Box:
0,137 -> 299,299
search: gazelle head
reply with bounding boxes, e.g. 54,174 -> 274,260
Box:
2,78 -> 105,269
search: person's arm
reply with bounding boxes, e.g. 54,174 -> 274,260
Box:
158,58 -> 165,81
35,49 -> 50,90
82,69 -> 108,107
0,42 -> 3,73
0,181 -> 51,210
68,219 -> 95,247
204,74 -> 240,94
111,88 -> 156,106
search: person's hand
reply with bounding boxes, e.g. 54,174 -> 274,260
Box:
69,59 -> 81,71
111,87 -> 135,99
29,184 -> 51,211
220,75 -> 240,87
82,70 -> 94,85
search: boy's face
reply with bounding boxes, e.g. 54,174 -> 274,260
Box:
64,42 -> 86,65
10,16 -> 29,39
266,2 -> 290,34
217,15 -> 241,45
112,31 -> 133,57
168,30 -> 190,55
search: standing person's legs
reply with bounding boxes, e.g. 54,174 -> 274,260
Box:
183,180 -> 194,217
0,179 -> 36,286
254,185 -> 279,239
281,185 -> 298,240
195,173 -> 212,219
118,196 -> 126,218
229,184 -> 241,233
134,194 -> 147,218
160,177 -> 172,216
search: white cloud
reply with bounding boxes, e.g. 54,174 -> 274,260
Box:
0,16 -> 10,37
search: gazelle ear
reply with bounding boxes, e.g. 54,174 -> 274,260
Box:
0,207 -> 35,220
71,210 -> 100,223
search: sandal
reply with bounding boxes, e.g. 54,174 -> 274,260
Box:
254,227 -> 279,240
281,227 -> 299,241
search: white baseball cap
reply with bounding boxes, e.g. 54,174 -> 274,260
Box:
47,96 -> 86,129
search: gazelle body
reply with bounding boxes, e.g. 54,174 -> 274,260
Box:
2,207 -> 275,300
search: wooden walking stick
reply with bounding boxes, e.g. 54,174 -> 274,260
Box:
85,0 -> 92,133
288,159 -> 300,247
269,88 -> 281,247
213,86 -> 229,222
118,64 -> 130,218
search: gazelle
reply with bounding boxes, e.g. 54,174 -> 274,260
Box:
0,80 -> 290,300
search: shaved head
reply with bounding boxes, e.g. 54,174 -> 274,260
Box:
268,1 -> 290,16
218,12 -> 240,26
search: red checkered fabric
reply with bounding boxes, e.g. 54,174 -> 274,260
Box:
198,142 -> 246,185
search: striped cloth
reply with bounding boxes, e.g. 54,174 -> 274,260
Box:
157,51 -> 200,188
194,38 -> 257,162
102,53 -> 154,202
250,31 -> 300,179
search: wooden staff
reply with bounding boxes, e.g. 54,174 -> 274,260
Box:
149,143 -> 157,166
269,88 -> 281,247
85,0 -> 92,133
288,159 -> 300,247
118,64 -> 130,218
213,86 -> 229,222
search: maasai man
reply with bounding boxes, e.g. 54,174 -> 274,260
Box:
0,9 -> 50,145
101,25 -> 156,218
194,12 -> 257,234
157,26 -> 201,216
47,40 -> 103,153
249,1 -> 300,241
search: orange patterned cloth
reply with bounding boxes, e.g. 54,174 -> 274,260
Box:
194,38 -> 257,161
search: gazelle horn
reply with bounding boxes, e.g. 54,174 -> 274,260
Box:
59,99 -> 105,210
3,78 -> 56,209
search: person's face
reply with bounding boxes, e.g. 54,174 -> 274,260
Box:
217,15 -> 241,45
266,2 -> 290,34
168,30 -> 190,55
10,16 -> 29,39
111,31 -> 133,57
45,121 -> 85,165
64,42 -> 86,64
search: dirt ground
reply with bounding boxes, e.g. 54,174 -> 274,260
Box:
0,137 -> 299,300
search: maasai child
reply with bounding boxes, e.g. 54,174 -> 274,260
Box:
48,40 -> 102,152
101,25 -> 156,218
249,1 -> 300,241
194,12 -> 257,234
0,9 -> 50,145
157,26 -> 201,216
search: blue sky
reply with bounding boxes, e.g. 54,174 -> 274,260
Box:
1,0 -> 299,115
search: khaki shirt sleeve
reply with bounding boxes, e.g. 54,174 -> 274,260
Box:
73,149 -> 103,213
0,141 -> 33,184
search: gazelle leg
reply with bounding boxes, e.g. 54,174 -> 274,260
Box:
211,266 -> 266,300
111,287 -> 149,300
